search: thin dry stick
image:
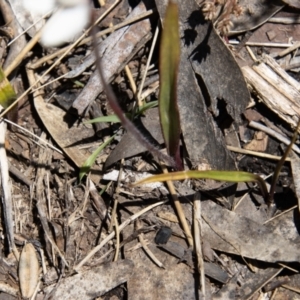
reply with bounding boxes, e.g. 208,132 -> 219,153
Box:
249,121 -> 300,154
282,284 -> 300,293
124,65 -> 137,94
29,9 -> 155,69
264,205 -> 297,224
0,0 -> 121,119
137,24 -> 159,102
193,192 -> 205,298
137,220 -> 164,268
227,145 -> 291,162
229,41 -> 293,48
161,165 -> 193,247
8,12 -> 51,46
278,41 -> 300,57
112,159 -> 124,261
74,200 -> 166,270
4,29 -> 42,77
269,16 -> 300,24
0,117 -> 19,259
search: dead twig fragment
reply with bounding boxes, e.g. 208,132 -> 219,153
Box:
161,164 -> 193,247
0,115 -> 18,257
74,200 -> 166,271
193,192 -> 205,298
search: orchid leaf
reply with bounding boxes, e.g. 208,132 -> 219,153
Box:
85,115 -> 121,124
0,66 -> 16,109
79,134 -> 116,181
85,101 -> 158,124
134,170 -> 268,199
0,66 -> 17,121
159,2 -> 182,169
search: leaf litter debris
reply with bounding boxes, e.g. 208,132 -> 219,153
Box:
1,0 -> 300,299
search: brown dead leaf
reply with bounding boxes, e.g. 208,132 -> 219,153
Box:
244,131 -> 268,152
71,1 -> 153,115
229,0 -> 284,35
104,108 -> 164,169
201,200 -> 300,263
19,243 -> 39,299
46,259 -> 134,300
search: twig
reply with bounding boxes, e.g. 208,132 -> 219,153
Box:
278,41 -> 300,58
28,9 -> 155,69
269,17 -> 300,24
137,24 -> 160,103
4,118 -> 63,154
74,200 -> 166,270
0,0 -> 121,119
4,29 -> 42,77
227,145 -> 291,161
161,164 -> 193,247
0,117 -> 18,257
193,192 -> 205,298
229,41 -> 293,48
111,159 -> 124,261
91,14 -> 175,167
249,121 -> 300,154
137,220 -> 164,268
8,162 -> 32,187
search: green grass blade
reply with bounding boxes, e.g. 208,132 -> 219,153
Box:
0,66 -> 17,109
159,2 -> 182,169
85,115 -> 121,124
85,101 -> 158,124
79,134 -> 116,181
134,170 -> 268,198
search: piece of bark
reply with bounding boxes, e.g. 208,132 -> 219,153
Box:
104,108 -> 164,169
27,69 -> 102,183
242,54 -> 300,130
158,241 -> 229,284
71,0 -> 153,115
229,0 -> 284,35
45,259 -> 134,300
156,0 -> 241,171
201,200 -> 300,263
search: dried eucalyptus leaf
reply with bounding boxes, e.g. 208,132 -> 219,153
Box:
201,200 -> 300,263
229,0 -> 284,35
46,259 -> 134,300
19,243 -> 39,299
104,108 -> 164,169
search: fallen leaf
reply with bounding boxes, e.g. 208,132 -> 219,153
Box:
46,259 -> 134,300
229,0 -> 284,35
19,243 -> 39,299
201,200 -> 300,263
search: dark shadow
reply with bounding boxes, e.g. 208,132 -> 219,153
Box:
273,188 -> 297,210
214,99 -> 234,132
189,22 -> 213,63
293,208 -> 300,236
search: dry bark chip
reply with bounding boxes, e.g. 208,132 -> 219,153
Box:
201,200 -> 300,263
46,259 -> 134,300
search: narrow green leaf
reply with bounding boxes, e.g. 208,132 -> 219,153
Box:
79,135 -> 116,181
134,170 -> 268,199
137,100 -> 158,114
159,2 -> 182,169
0,66 -> 17,109
85,101 -> 158,125
85,115 -> 121,124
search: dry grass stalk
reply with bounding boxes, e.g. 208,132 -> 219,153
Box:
193,192 -> 205,298
161,164 -> 194,247
74,200 -> 166,270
